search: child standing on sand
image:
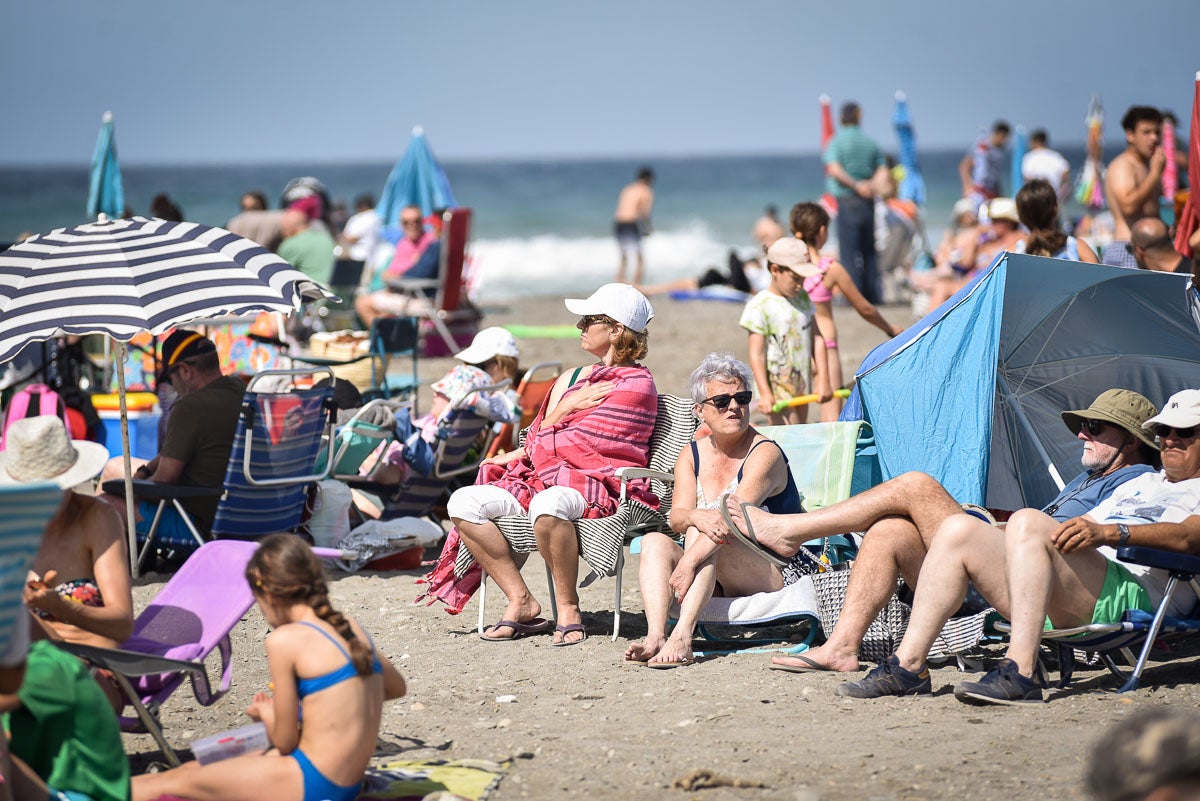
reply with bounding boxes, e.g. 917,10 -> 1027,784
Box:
132,534 -> 406,801
739,237 -> 831,425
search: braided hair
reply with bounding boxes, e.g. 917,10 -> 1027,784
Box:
246,534 -> 374,676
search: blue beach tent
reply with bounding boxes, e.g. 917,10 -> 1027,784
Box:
841,253 -> 1200,511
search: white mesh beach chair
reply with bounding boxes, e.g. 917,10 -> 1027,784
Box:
465,394 -> 698,641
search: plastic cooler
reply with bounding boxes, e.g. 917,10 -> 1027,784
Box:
94,393 -> 161,461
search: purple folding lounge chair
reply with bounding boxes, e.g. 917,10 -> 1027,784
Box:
59,539 -> 260,765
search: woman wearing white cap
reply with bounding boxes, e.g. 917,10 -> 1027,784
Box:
448,284 -> 659,645
1,416 -> 133,708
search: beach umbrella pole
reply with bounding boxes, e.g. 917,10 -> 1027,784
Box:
997,374 -> 1065,498
115,341 -> 139,579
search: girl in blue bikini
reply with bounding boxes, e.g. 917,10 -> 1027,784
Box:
132,534 -> 407,801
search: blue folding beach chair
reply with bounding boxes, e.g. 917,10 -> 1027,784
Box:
1004,546 -> 1200,692
105,368 -> 337,568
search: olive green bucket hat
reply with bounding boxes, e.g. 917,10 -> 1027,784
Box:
1061,388 -> 1159,451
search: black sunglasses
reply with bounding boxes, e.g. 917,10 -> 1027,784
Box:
577,315 -> 613,331
701,390 -> 752,410
1154,424 -> 1198,440
1080,419 -> 1111,436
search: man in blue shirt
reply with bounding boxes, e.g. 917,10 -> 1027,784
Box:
721,388 -> 1159,674
823,102 -> 890,303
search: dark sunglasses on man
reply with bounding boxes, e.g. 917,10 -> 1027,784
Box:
1154,424 -> 1197,440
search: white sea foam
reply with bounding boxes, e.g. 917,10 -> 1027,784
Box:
469,220 -> 742,301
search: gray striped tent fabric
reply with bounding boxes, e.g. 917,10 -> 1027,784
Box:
0,216 -> 334,363
0,483 -> 61,656
454,394 -> 698,578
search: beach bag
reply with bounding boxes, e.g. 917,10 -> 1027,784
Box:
1,384 -> 72,449
413,526 -> 481,615
814,567 -> 910,664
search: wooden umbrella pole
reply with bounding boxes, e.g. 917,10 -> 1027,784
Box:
115,340 -> 139,579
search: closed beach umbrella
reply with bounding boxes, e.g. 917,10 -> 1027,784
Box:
1174,72 -> 1200,258
1162,117 -> 1178,203
1074,95 -> 1106,210
376,126 -> 457,229
86,111 -> 124,221
0,215 -> 336,575
819,94 -> 835,152
891,91 -> 926,207
1009,125 -> 1027,196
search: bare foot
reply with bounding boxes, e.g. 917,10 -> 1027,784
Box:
553,604 -> 585,645
482,597 -> 543,640
724,494 -> 797,558
771,643 -> 860,673
648,636 -> 693,666
624,636 -> 665,663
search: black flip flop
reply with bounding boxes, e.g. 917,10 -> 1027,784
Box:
479,617 -> 553,642
718,493 -> 790,568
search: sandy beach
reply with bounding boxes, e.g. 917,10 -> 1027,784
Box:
124,294 -> 1195,801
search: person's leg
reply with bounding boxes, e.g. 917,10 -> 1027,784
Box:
353,294 -> 377,328
834,513 -> 1010,698
858,211 -> 883,305
835,198 -> 865,296
774,516 -> 925,672
626,531 -> 682,662
447,485 -> 542,638
528,487 -> 588,644
650,529 -> 723,665
132,751 -> 303,801
998,508 -> 1109,676
725,471 -> 962,559
633,243 -> 645,286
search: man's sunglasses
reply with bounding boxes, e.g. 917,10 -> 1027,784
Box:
1154,424 -> 1198,440
400,217 -> 423,226
1080,419 -> 1111,436
701,390 -> 752,410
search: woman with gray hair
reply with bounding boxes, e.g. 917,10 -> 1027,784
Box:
625,352 -> 802,668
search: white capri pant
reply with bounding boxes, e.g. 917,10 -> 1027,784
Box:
447,484 -> 587,527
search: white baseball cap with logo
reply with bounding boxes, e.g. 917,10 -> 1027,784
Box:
564,283 -> 655,333
1143,389 -> 1200,431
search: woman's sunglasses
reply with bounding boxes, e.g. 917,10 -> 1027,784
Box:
701,390 -> 752,410
577,315 -> 613,330
1154,424 -> 1198,440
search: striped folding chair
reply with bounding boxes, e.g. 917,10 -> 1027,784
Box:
0,483 -> 61,652
468,394 -> 698,641
114,368 -> 336,567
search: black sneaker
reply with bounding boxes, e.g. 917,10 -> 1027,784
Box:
834,655 -> 931,698
953,658 -> 1047,706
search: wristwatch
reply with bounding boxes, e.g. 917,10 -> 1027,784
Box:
1116,523 -> 1132,547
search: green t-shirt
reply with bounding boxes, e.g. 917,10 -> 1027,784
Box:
5,641 -> 130,801
159,374 -> 246,528
278,227 -> 336,286
823,125 -> 884,198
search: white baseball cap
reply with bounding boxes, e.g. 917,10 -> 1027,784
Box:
564,283 -> 655,333
1143,389 -> 1200,431
454,326 -> 520,365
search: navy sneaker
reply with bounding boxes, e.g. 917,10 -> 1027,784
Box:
834,655 -> 931,698
953,658 -> 1047,706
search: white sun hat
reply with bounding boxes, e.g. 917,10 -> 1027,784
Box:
0,416 -> 109,490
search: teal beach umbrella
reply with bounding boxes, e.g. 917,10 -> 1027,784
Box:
891,91 -> 925,207
1010,126 -> 1027,196
376,126 -> 457,229
86,111 -> 124,220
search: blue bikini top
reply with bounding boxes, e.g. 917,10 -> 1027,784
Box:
293,621 -> 383,698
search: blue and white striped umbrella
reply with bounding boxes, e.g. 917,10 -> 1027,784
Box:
0,215 -> 336,364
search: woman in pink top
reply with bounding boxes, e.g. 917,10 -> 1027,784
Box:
790,202 -> 904,422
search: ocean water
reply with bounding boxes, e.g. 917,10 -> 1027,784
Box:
0,148 -> 1091,301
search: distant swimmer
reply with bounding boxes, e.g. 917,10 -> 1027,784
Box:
1102,106 -> 1165,268
614,166 -> 655,284
752,205 -> 786,249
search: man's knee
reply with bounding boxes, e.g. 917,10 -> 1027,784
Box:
933,513 -> 991,553
1005,508 -> 1057,549
892,471 -> 951,502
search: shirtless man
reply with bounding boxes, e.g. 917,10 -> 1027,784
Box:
1102,106 -> 1165,268
614,167 -> 655,284
752,205 -> 786,249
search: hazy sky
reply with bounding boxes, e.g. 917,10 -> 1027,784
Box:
3,1 -> 1197,165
